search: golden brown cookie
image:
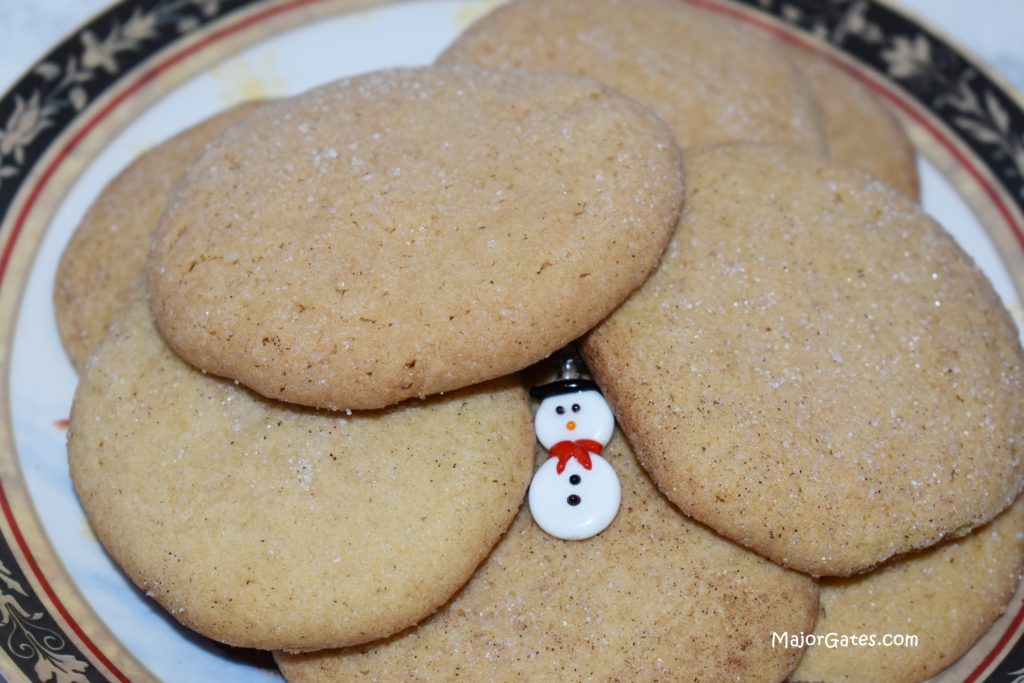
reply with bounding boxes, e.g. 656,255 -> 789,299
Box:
275,431 -> 819,682
147,65 -> 684,411
581,144 -> 1024,577
439,0 -> 826,152
68,293 -> 534,651
787,46 -> 920,200
54,101 -> 263,370
791,495 -> 1024,683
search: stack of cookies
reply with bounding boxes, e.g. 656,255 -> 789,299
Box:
58,1 -> 1024,681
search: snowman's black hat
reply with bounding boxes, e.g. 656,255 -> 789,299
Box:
529,378 -> 602,401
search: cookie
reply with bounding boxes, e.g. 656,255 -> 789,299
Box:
439,0 -> 826,152
581,144 -> 1024,577
67,292 -> 534,651
146,65 -> 683,412
275,430 -> 819,682
54,101 -> 264,370
791,495 -> 1024,683
787,46 -> 920,200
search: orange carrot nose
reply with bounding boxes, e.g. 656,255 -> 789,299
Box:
567,421 -> 576,430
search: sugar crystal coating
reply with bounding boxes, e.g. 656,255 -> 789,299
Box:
55,101 -> 264,370
582,144 -> 1024,577
147,65 -> 684,410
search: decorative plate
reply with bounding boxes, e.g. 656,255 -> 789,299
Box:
0,0 -> 1022,680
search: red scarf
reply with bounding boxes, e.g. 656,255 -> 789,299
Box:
549,439 -> 603,475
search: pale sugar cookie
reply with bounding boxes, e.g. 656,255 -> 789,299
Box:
68,293 -> 534,651
582,143 -> 1024,577
147,65 -> 683,411
275,431 -> 819,682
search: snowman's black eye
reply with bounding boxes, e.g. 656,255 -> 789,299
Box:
555,405 -> 565,415
569,474 -> 581,485
571,403 -> 581,413
567,494 -> 581,506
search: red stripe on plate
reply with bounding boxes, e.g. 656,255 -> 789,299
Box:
963,606 -> 1024,682
0,0 -> 324,287
0,485 -> 131,681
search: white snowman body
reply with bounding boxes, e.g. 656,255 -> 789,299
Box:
528,453 -> 620,540
528,386 -> 621,540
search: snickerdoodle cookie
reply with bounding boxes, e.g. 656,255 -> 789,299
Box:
54,101 -> 263,369
582,143 -> 1024,577
788,46 -> 919,199
68,292 -> 534,651
439,0 -> 825,151
147,65 -> 683,411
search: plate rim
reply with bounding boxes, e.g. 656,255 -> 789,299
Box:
0,0 -> 1023,681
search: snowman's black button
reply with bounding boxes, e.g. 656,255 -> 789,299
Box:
569,474 -> 581,485
567,494 -> 581,506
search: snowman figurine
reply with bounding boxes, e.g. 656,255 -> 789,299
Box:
528,378 -> 621,540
